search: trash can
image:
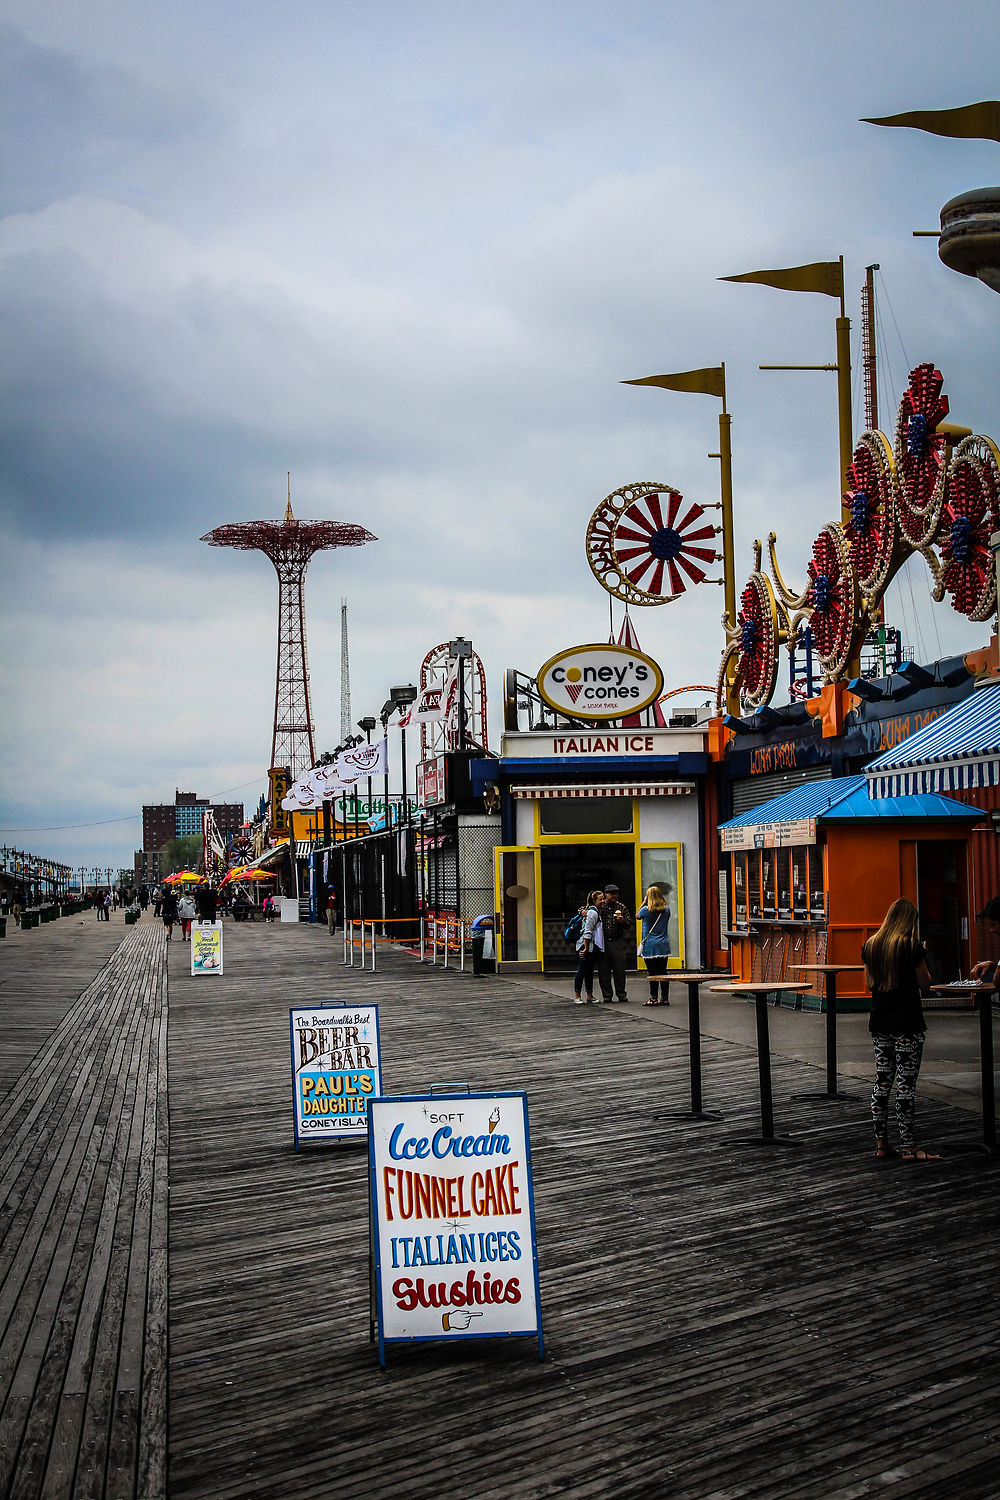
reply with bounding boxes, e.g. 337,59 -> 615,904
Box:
470,916 -> 495,976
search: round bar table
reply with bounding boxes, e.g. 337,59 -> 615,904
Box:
788,964 -> 865,1100
657,971 -> 727,1121
930,982 -> 997,1154
710,982 -> 803,1143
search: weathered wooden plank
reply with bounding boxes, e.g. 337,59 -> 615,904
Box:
0,918 -> 167,1500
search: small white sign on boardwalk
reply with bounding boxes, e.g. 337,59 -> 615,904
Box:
368,1091 -> 543,1365
289,1005 -> 382,1148
190,922 -> 223,975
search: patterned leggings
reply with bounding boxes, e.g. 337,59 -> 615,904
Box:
871,1033 -> 925,1150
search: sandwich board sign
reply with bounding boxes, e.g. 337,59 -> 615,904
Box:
368,1090 -> 543,1366
191,921 -> 223,975
289,1004 -> 382,1148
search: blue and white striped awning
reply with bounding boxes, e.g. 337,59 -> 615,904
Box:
865,684 -> 1000,798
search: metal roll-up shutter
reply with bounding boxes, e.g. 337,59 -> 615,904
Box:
729,764 -> 831,816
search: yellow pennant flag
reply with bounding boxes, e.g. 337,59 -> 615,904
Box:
622,367 -> 725,398
862,101 -> 1000,144
720,261 -> 843,299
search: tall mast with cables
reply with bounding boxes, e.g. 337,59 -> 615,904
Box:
861,263 -> 879,431
340,598 -> 352,745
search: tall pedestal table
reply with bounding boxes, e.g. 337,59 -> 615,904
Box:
658,971 -> 727,1121
788,963 -> 865,1100
710,982 -> 803,1144
930,982 -> 997,1154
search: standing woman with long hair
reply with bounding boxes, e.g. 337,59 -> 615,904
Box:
862,898 -> 940,1162
637,885 -> 672,1005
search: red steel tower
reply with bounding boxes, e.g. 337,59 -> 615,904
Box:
202,497 -> 376,778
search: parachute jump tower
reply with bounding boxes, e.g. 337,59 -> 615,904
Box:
202,493 -> 376,779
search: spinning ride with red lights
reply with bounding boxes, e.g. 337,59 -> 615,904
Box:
716,362 -> 1000,713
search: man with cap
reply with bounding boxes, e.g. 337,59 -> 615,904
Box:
597,883 -> 633,1003
971,897 -> 1000,987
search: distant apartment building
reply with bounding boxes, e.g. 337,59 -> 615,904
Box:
135,790 -> 244,882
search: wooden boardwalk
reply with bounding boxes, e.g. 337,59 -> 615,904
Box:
167,924 -> 1000,1500
2,915 -> 998,1498
0,916 -> 167,1500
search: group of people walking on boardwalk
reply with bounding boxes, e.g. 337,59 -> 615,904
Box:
159,882 -> 218,940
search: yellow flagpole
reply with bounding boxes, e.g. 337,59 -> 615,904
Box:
835,257 -> 854,516
717,369 -> 738,715
621,364 -> 738,713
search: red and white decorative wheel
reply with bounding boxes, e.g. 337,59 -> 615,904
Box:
586,481 -> 718,604
804,525 -> 858,680
733,572 -> 780,710
612,489 -> 718,600
227,838 -> 253,868
939,436 -> 1000,622
894,363 -> 949,548
843,431 -> 897,601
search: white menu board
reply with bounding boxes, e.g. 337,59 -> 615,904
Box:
289,1004 -> 382,1147
368,1091 -> 543,1365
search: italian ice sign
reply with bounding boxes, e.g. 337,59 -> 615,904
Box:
368,1091 -> 543,1366
191,921 -> 223,975
289,1005 -> 382,1148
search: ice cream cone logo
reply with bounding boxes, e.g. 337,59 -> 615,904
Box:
488,1107 -> 500,1134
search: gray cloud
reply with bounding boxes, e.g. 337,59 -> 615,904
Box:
1,1 -> 998,869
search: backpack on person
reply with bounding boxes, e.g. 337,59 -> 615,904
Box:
564,911 -> 584,945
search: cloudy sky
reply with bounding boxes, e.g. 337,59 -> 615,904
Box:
1,0 -> 998,874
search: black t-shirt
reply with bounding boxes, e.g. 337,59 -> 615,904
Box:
866,938 -> 928,1036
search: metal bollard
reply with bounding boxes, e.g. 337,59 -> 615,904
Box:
443,919 -> 449,970
460,920 -> 466,972
432,922 -> 438,965
342,921 -> 348,965
370,921 -> 377,973
420,916 -> 426,963
349,920 -> 356,967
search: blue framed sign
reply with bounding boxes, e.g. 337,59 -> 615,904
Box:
289,1004 -> 382,1148
368,1091 -> 544,1366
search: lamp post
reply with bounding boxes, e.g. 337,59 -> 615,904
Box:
448,637 -> 473,751
358,716 -> 377,830
380,699 -> 394,831
389,685 -> 418,826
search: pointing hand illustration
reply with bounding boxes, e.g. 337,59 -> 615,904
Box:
442,1308 -> 484,1332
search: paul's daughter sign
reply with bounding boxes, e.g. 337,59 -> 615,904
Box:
368,1090 -> 543,1366
289,1004 -> 382,1148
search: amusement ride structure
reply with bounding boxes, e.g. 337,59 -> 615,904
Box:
719,361 -> 1000,714
417,640 -> 489,756
589,221 -> 999,727
202,489 -> 376,780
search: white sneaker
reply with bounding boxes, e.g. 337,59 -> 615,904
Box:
573,997 -> 585,1005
